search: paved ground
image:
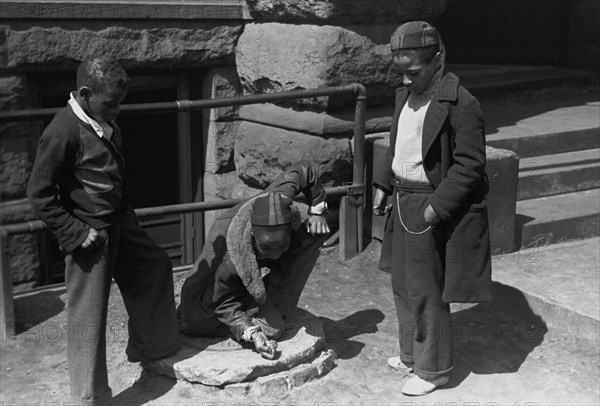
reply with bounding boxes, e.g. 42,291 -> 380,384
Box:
1,237 -> 599,406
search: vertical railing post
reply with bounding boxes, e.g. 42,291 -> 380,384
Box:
0,230 -> 15,341
339,84 -> 367,260
353,85 -> 367,254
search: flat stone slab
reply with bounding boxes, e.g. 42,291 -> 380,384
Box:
148,309 -> 326,386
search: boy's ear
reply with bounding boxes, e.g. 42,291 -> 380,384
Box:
78,86 -> 93,100
433,52 -> 442,69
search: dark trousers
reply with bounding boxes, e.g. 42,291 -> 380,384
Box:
391,191 -> 453,380
64,208 -> 180,405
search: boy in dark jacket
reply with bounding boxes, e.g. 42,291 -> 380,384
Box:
178,162 -> 330,359
27,57 -> 179,405
372,21 -> 492,396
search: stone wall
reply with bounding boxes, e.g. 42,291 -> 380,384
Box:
0,14 -> 244,287
2,22 -> 241,73
0,73 -> 41,290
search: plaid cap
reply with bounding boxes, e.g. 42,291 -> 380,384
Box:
391,21 -> 440,51
251,193 -> 293,226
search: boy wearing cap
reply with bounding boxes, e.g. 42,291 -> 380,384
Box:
373,21 -> 492,395
178,162 -> 330,359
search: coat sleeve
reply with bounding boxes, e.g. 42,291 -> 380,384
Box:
212,257 -> 256,340
266,161 -> 327,207
429,93 -> 487,221
26,125 -> 90,253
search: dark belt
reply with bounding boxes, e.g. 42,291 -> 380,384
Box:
392,177 -> 435,194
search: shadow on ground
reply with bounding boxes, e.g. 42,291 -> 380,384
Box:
112,369 -> 176,406
446,281 -> 548,389
13,289 -> 66,334
320,308 -> 385,359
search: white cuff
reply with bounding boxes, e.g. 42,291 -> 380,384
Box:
309,201 -> 327,215
242,325 -> 261,342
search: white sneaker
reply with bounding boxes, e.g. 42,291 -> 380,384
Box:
401,375 -> 449,396
386,356 -> 413,373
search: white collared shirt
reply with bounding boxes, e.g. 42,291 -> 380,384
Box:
68,92 -> 114,141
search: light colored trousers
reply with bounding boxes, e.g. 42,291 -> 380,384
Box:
64,208 -> 179,405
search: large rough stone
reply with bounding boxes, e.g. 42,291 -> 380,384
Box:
148,309 -> 325,386
234,120 -> 353,188
236,23 -> 402,109
3,25 -> 242,71
245,0 -> 448,24
201,67 -> 242,123
203,121 -> 239,175
222,349 -> 337,398
201,68 -> 242,175
239,103 -> 394,136
202,171 -> 242,238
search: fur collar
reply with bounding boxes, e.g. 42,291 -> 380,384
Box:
226,193 -> 302,304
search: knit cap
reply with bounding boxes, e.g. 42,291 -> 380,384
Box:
391,21 -> 440,51
251,193 -> 293,226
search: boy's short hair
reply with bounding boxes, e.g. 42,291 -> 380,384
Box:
76,57 -> 130,93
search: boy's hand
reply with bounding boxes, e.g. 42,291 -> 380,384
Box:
81,228 -> 108,251
424,204 -> 440,226
306,215 -> 330,236
373,188 -> 392,216
251,331 -> 278,360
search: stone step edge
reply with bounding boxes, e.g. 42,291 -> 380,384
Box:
223,349 -> 337,399
488,128 -> 600,159
519,211 -> 600,248
516,189 -> 600,247
516,189 -> 600,218
507,286 -> 600,345
517,160 -> 600,200
518,148 -> 600,172
490,239 -> 600,345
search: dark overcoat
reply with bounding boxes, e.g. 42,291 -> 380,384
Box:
178,162 -> 326,339
374,72 -> 492,303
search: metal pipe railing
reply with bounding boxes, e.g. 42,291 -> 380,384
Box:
0,84 -> 367,337
0,186 -> 351,237
0,85 -> 367,121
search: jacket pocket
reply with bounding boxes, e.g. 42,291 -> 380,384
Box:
442,201 -> 492,303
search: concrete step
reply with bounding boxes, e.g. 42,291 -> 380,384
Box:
518,148 -> 600,200
484,88 -> 600,158
490,237 -> 600,345
516,188 -> 600,248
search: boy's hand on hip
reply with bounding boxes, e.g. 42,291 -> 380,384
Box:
81,228 -> 108,251
424,204 -> 440,226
